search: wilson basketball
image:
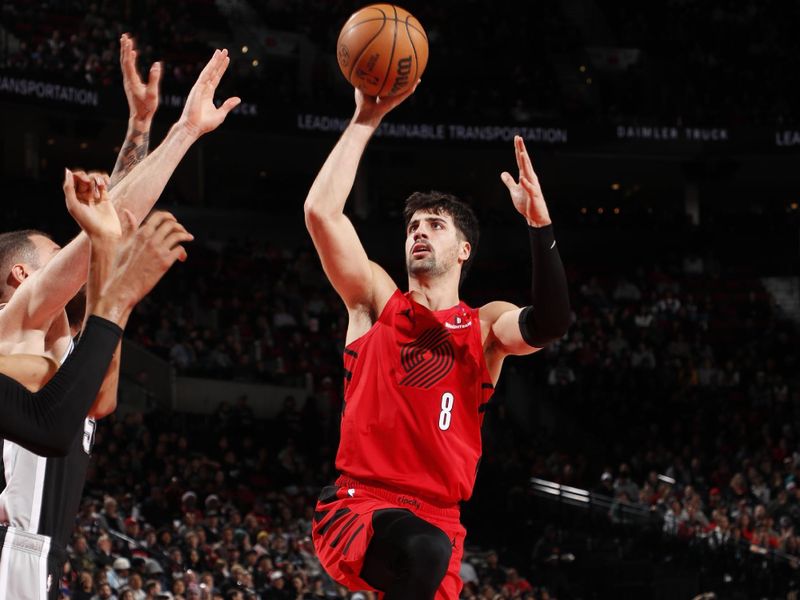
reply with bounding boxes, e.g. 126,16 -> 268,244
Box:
336,4 -> 429,97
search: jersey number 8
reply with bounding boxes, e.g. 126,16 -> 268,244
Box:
439,392 -> 454,431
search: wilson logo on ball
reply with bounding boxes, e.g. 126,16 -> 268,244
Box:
389,56 -> 413,96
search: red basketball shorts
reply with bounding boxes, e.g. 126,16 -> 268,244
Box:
312,476 -> 466,600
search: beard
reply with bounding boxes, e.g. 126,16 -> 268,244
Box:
406,246 -> 458,279
407,253 -> 438,276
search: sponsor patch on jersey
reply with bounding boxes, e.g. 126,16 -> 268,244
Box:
396,495 -> 421,510
444,312 -> 473,330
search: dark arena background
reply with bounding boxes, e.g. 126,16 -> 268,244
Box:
2,1 -> 800,599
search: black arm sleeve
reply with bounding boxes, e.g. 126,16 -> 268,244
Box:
0,315 -> 122,456
519,225 -> 570,348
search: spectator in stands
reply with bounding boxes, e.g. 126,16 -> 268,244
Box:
109,557 -> 131,592
478,550 -> 507,589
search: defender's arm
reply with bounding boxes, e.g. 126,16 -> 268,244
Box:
0,50 -> 237,336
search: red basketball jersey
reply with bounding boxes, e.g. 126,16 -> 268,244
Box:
336,289 -> 495,506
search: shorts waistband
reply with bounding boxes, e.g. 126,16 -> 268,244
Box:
0,525 -> 63,561
335,476 -> 461,520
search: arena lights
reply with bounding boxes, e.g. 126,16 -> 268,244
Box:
597,207 -> 604,214
579,65 -> 586,72
241,45 -> 249,54
530,478 -> 651,522
790,202 -> 798,211
586,78 -> 592,85
613,207 -> 620,214
530,478 -> 590,504
610,182 -> 621,191
252,59 -> 259,67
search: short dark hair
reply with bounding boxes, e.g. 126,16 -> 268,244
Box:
0,229 -> 50,300
403,191 -> 480,285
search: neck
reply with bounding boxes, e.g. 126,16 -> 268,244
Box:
407,275 -> 460,311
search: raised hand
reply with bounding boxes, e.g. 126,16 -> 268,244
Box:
352,79 -> 421,128
64,169 -> 121,240
106,211 -> 194,306
500,136 -> 551,227
120,33 -> 161,125
179,49 -> 241,138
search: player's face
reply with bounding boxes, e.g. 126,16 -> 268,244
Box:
405,210 -> 469,278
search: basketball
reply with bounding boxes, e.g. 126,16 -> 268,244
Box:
336,4 -> 429,97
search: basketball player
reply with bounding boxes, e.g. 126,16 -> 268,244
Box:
0,47 -> 237,599
0,167 -> 192,599
0,181 -> 190,459
304,86 -> 570,599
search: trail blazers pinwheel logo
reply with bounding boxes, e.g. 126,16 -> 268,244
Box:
399,327 -> 455,388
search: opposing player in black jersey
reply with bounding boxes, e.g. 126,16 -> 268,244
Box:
0,40 -> 237,600
0,170 -> 193,598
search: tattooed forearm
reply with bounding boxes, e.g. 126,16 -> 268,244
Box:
109,128 -> 150,189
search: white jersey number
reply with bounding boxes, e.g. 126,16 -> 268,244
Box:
438,392 -> 454,431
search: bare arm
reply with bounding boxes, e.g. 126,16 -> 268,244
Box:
0,355 -> 58,392
109,34 -> 160,189
303,122 -> 392,311
0,193 -> 191,456
0,49 -> 238,337
303,85 -> 418,313
63,171 -> 192,420
483,302 -> 541,358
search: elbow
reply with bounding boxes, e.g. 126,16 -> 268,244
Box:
89,401 -> 116,420
524,307 -> 572,348
303,199 -> 338,232
89,390 -> 118,420
303,202 -> 324,230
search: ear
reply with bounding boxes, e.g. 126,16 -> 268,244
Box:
459,240 -> 471,263
9,262 -> 31,287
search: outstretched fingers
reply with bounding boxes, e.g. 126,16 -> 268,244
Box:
120,34 -> 142,86
500,171 -> 518,192
197,49 -> 222,85
519,175 -> 538,199
515,136 -> 538,184
141,211 -> 177,238
146,61 -> 162,94
153,216 -> 191,246
210,51 -> 230,89
162,229 -> 194,253
218,96 -> 241,116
